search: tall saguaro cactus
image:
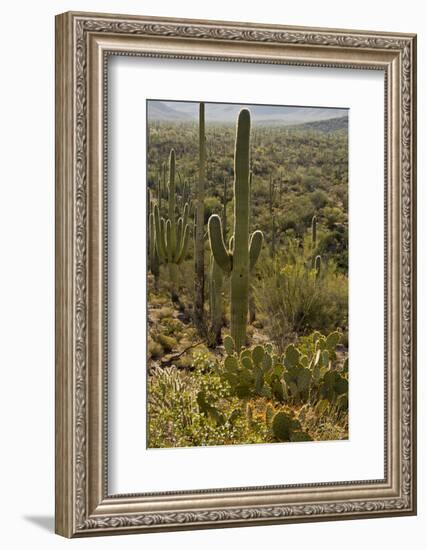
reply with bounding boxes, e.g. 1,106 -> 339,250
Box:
248,170 -> 257,323
269,175 -> 276,260
194,102 -> 206,333
153,149 -> 190,301
311,215 -> 317,248
208,109 -> 263,350
148,190 -> 160,289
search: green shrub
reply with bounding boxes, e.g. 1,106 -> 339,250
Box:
155,334 -> 177,352
147,365 -> 266,447
255,237 -> 347,350
148,338 -> 163,359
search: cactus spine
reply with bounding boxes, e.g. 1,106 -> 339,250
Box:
153,149 -> 190,301
194,102 -> 206,333
208,109 -> 263,351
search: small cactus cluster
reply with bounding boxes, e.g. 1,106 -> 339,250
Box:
221,335 -> 275,399
153,149 -> 190,299
219,331 -> 347,407
248,403 -> 312,442
208,109 -> 263,351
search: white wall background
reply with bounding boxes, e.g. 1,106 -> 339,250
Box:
0,1 -> 423,548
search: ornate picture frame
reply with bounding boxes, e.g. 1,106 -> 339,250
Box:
55,11 -> 417,537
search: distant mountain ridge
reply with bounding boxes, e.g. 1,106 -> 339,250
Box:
288,116 -> 348,133
148,100 -> 348,126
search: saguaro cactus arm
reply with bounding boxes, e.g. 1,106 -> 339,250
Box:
315,254 -> 322,277
229,235 -> 234,254
311,215 -> 317,247
208,215 -> 232,274
249,230 -> 263,271
165,219 -> 173,263
175,224 -> 190,264
153,204 -> 167,260
175,217 -> 183,258
183,202 -> 189,228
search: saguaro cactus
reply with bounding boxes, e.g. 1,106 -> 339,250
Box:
310,215 -> 321,275
153,149 -> 190,301
315,254 -> 322,278
248,170 -> 256,323
194,102 -> 206,333
148,190 -> 160,289
311,215 -> 317,248
269,175 -> 276,259
222,176 -> 228,239
208,253 -> 223,346
208,175 -> 229,346
208,109 -> 263,350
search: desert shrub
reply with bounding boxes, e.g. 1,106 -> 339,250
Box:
151,306 -> 174,321
148,338 -> 163,359
155,334 -> 177,352
309,189 -> 329,209
147,364 -> 264,447
255,237 -> 347,350
204,196 -> 222,223
160,316 -> 184,336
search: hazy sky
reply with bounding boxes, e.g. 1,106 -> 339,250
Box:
148,100 -> 348,125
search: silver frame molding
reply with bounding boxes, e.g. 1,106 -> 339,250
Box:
55,11 -> 417,538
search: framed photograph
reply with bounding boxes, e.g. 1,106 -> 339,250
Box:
55,11 -> 417,537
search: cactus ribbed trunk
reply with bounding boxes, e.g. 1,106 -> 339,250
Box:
194,102 -> 206,333
222,176 -> 228,239
248,171 -> 256,323
168,263 -> 179,301
208,254 -> 223,346
311,215 -> 320,270
230,110 -> 250,351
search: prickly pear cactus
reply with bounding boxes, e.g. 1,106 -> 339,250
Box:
271,411 -> 312,442
208,109 -> 263,350
221,330 -> 347,408
271,412 -> 299,442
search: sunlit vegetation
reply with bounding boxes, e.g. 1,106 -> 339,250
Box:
147,104 -> 348,448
